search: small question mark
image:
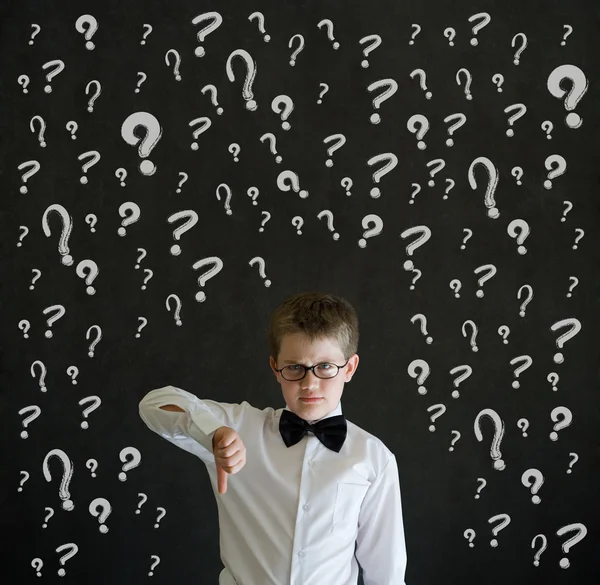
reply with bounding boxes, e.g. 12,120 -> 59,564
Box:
474,409 -> 506,470
154,507 -> 167,528
474,478 -> 487,499
135,72 -> 147,93
359,34 -> 382,68
317,19 -> 339,49
86,458 -> 98,477
317,210 -> 340,240
67,366 -> 78,385
288,34 -> 304,66
228,143 -> 241,162
427,404 -> 446,432
317,83 -> 329,104
191,11 -> 223,58
115,168 -> 127,187
18,227 -> 30,249
165,49 -> 182,81
468,12 -> 491,46
358,213 -> 384,248
79,396 -> 101,429
409,24 -> 421,45
166,294 -> 183,326
119,446 -> 142,481
29,24 -> 41,45
78,150 -> 101,184
17,471 -> 29,492
141,24 -> 152,45
248,12 -> 270,42
249,256 -> 272,287
136,317 -> 148,338
118,202 -> 142,236
561,25 -> 573,46
66,120 -> 78,139
136,493 -> 148,514
75,14 -> 99,50
511,33 -> 528,65
86,324 -> 102,357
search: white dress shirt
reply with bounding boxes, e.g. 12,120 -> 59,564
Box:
138,385 -> 407,585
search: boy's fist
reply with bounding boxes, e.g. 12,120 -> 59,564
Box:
212,426 -> 246,494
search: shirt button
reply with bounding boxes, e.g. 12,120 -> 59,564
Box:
298,551 -> 305,557
303,504 -> 309,511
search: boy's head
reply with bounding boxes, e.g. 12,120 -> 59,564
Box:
268,291 -> 359,422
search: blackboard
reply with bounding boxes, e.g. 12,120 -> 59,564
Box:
1,0 -> 599,583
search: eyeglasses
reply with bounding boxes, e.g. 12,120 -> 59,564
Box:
275,359 -> 349,381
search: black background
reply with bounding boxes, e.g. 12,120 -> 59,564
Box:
1,0 -> 599,583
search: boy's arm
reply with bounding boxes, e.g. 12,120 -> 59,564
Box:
138,386 -> 230,459
354,455 -> 407,585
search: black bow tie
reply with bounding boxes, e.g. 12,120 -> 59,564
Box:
279,409 -> 347,453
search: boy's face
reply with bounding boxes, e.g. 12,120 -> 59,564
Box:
269,332 -> 359,422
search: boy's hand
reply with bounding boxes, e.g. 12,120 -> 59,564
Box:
212,426 -> 246,494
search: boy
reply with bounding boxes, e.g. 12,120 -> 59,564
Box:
139,291 -> 407,585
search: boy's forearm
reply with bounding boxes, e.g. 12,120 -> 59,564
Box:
160,404 -> 185,412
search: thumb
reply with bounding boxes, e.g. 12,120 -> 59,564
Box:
217,463 -> 228,494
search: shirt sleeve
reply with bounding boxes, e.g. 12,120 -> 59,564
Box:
138,385 -> 249,464
354,454 -> 407,585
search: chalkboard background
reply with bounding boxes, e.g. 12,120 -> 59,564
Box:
1,0 -> 599,583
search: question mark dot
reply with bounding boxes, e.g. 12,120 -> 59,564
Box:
560,557 -> 570,569
40,141 -> 46,148
81,420 -> 89,430
118,227 -> 126,236
567,469 -> 571,474
333,42 -> 340,49
119,472 -> 127,481
100,525 -> 108,533
418,386 -> 427,395
135,509 -> 141,514
85,41 -> 95,50
21,430 -> 29,439
282,122 -> 290,130
289,60 -> 296,66
326,159 -> 333,167
553,352 -> 564,364
300,190 -> 308,198
409,40 -> 414,45
476,290 -> 484,298
176,189 -> 181,194
370,187 -> 381,198
428,180 -> 435,187
474,494 -> 480,499
176,75 -> 181,81
140,40 -> 146,45
44,85 -> 52,93
246,100 -> 258,111
87,106 -> 93,113
45,330 -> 53,338
512,380 -> 520,389
86,286 -> 95,295
403,260 -> 414,271
426,336 -> 433,344
140,160 -> 155,175
88,351 -> 94,357
217,107 -> 224,115
370,113 -> 381,124
513,59 -> 520,65
171,244 -> 182,256
361,60 -> 369,68
176,319 -> 182,326
62,499 -> 74,511
550,431 -> 559,441
566,112 -> 581,128
532,495 -> 541,504
191,143 -> 199,151
428,425 -> 436,432
518,245 -> 527,255
451,390 -> 459,399
58,568 -> 66,576
264,34 -> 271,42
195,46 -> 206,57
471,38 -> 478,46
141,285 -> 147,290
135,88 -> 140,94
358,239 -> 366,248
196,291 -> 206,303
80,176 -> 88,184
226,209 -> 232,215
154,523 -> 160,528
419,141 -> 427,149
120,182 -> 126,187
234,157 -> 239,162
71,135 -> 76,140
425,91 -> 432,99
20,186 -> 28,194
276,155 -> 282,163
487,207 -> 500,219
135,332 -> 141,338
317,99 -> 322,104
506,129 -> 514,137
493,459 -> 505,470
504,339 -> 509,344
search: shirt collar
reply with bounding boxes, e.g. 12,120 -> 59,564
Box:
283,400 -> 342,423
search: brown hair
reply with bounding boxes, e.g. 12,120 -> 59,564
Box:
268,291 -> 359,361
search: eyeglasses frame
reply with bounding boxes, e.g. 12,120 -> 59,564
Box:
274,358 -> 350,381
